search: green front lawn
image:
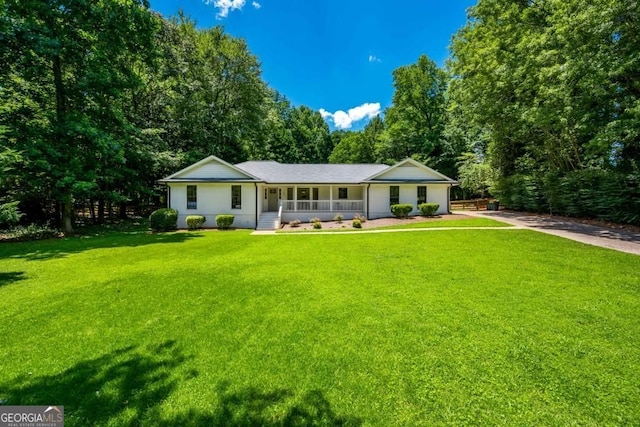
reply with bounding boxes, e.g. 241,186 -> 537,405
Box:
375,217 -> 510,230
1,228 -> 639,425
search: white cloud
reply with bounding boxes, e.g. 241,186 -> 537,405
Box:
368,55 -> 381,63
252,1 -> 261,8
319,103 -> 381,129
206,0 -> 246,18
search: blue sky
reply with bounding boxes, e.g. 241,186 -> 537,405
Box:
148,0 -> 476,130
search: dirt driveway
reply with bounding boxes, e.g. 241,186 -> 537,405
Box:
464,210 -> 640,256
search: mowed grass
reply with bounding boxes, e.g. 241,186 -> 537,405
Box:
375,217 -> 510,230
1,227 -> 639,426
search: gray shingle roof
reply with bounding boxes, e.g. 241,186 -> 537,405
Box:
236,161 -> 389,184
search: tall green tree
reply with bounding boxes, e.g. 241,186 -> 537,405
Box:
287,106 -> 332,163
1,0 -> 157,232
329,116 -> 382,164
378,54 -> 448,168
163,17 -> 266,164
247,89 -> 299,162
449,0 -> 640,223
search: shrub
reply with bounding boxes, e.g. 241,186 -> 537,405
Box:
418,203 -> 440,216
353,214 -> 367,223
149,208 -> 178,231
289,219 -> 301,227
390,204 -> 413,218
186,215 -> 206,230
309,217 -> 321,224
215,214 -> 235,230
352,219 -> 362,228
333,213 -> 344,223
4,224 -> 59,242
313,221 -> 322,229
0,201 -> 23,230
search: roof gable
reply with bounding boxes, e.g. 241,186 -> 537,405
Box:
162,155 -> 259,181
366,158 -> 455,182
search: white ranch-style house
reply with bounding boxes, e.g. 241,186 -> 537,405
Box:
160,155 -> 458,230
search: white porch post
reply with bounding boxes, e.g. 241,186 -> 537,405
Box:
294,185 -> 297,212
330,186 -> 333,212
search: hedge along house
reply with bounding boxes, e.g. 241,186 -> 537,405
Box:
159,155 -> 458,230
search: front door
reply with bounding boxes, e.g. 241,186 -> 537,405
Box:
268,188 -> 279,211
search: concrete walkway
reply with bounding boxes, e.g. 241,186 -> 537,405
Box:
462,210 -> 640,256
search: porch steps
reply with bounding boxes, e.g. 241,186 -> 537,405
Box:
256,212 -> 280,230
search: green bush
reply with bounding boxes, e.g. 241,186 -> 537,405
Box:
215,214 -> 235,230
0,201 -> 23,230
352,219 -> 362,228
149,208 -> 178,231
353,214 -> 367,223
312,221 -> 322,229
3,224 -> 59,242
418,203 -> 440,216
390,204 -> 413,218
186,215 -> 206,230
493,170 -> 640,226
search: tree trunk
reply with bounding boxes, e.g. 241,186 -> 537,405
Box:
62,196 -> 73,234
89,199 -> 96,223
119,202 -> 127,220
98,198 -> 105,224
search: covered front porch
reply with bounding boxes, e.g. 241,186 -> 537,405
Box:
259,184 -> 367,222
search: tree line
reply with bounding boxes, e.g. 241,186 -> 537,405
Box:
448,0 -> 640,224
1,0 -> 638,233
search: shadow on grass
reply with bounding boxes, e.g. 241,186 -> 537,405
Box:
0,339 -> 360,425
161,383 -> 363,426
0,271 -> 26,287
0,340 -> 193,426
1,231 -> 203,261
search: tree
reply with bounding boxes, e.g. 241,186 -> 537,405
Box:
329,116 -> 382,164
457,153 -> 496,199
1,0 -> 158,232
162,17 -> 266,165
287,106 -> 332,163
378,55 -> 448,167
448,0 -> 640,223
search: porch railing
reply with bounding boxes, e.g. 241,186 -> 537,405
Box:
282,200 -> 363,212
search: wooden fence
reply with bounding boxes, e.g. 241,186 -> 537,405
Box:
450,198 -> 495,211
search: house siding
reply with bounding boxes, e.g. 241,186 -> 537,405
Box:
368,184 -> 449,219
169,183 -> 257,228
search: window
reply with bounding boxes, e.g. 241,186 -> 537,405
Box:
338,188 -> 348,199
264,188 -> 268,200
187,185 -> 197,209
417,186 -> 427,204
312,188 -> 319,200
231,185 -> 242,209
297,188 -> 310,200
287,188 -> 293,200
390,186 -> 399,205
